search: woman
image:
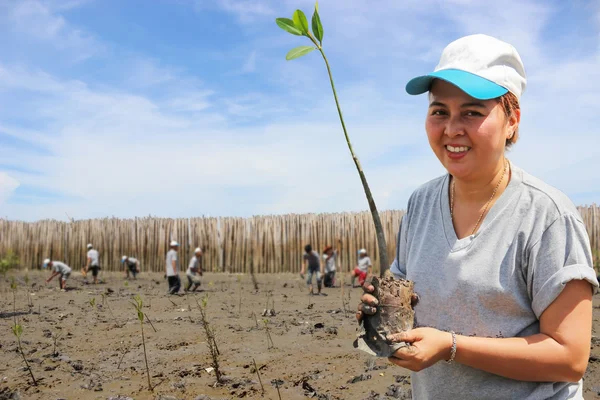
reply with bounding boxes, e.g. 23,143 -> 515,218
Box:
357,34 -> 598,399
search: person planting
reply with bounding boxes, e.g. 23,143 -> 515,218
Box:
121,255 -> 140,280
84,243 -> 101,284
357,34 -> 599,399
165,240 -> 181,295
300,244 -> 324,295
43,258 -> 72,290
350,249 -> 372,288
185,247 -> 203,292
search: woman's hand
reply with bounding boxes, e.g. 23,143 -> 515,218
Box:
387,328 -> 453,372
356,283 -> 378,322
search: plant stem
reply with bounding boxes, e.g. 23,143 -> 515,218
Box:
313,40 -> 389,276
17,336 -> 37,385
140,321 -> 152,391
145,314 -> 158,333
252,358 -> 265,395
13,289 -> 17,325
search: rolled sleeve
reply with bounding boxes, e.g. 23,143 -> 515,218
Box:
527,213 -> 599,319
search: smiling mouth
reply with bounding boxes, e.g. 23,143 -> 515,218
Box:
445,145 -> 471,153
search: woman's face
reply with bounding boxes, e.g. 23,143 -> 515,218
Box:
425,80 -> 518,181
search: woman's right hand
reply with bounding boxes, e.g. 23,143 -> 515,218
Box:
356,283 -> 379,323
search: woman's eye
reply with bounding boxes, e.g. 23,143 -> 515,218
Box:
465,110 -> 483,117
430,109 -> 446,116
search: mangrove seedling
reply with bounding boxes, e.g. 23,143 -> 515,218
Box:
195,294 -> 222,383
276,3 -> 389,275
131,294 -> 152,391
10,277 -> 17,324
12,323 -> 37,386
263,319 -> 275,349
51,331 -> 63,357
252,358 -> 265,395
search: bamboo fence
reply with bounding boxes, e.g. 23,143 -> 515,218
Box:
1,205 -> 599,274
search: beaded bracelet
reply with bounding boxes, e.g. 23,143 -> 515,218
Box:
446,331 -> 457,364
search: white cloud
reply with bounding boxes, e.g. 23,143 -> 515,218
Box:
5,0 -> 104,61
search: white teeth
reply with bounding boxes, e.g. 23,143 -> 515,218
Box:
446,145 -> 470,153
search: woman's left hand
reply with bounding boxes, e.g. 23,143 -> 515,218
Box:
387,327 -> 453,372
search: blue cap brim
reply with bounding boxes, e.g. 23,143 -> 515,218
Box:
406,69 -> 508,100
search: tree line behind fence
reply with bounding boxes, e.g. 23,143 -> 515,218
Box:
1,206 -> 599,275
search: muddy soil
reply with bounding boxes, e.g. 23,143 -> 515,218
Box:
0,271 -> 598,400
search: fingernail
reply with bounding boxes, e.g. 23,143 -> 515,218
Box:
372,299 -> 379,305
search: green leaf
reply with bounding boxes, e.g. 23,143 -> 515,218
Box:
137,310 -> 144,322
275,18 -> 302,36
311,8 -> 323,43
315,0 -> 319,12
292,10 -> 309,35
286,46 -> 316,61
12,324 -> 22,338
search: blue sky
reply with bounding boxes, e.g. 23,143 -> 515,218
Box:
0,0 -> 599,221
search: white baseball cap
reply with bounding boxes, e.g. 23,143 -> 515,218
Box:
121,255 -> 127,263
87,243 -> 93,249
406,34 -> 527,101
194,247 -> 202,253
358,248 -> 367,255
170,240 -> 179,247
43,258 -> 51,268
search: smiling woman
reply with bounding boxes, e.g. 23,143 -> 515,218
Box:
358,34 -> 599,399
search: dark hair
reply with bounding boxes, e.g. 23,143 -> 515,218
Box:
498,92 -> 520,148
304,244 -> 312,253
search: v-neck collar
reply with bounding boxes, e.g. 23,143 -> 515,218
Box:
439,162 -> 523,252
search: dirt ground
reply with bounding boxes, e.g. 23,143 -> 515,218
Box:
0,271 -> 599,400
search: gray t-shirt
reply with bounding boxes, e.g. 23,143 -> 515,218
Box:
303,251 -> 321,271
52,261 -> 72,275
187,255 -> 202,276
87,249 -> 99,266
165,249 -> 178,277
390,164 -> 598,400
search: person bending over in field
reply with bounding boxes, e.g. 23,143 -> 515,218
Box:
84,243 -> 101,284
121,255 -> 140,279
350,248 -> 371,288
185,247 -> 203,292
165,240 -> 181,295
300,244 -> 324,295
322,241 -> 340,288
357,34 -> 599,399
43,258 -> 72,291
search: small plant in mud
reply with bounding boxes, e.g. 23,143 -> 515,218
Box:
101,293 -> 118,324
131,294 -> 153,391
252,358 -> 265,396
195,294 -> 222,383
237,275 -> 243,317
11,322 -> 37,385
24,274 -> 34,312
10,277 -> 17,323
51,331 -> 63,357
89,297 -> 96,308
263,318 -> 275,349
